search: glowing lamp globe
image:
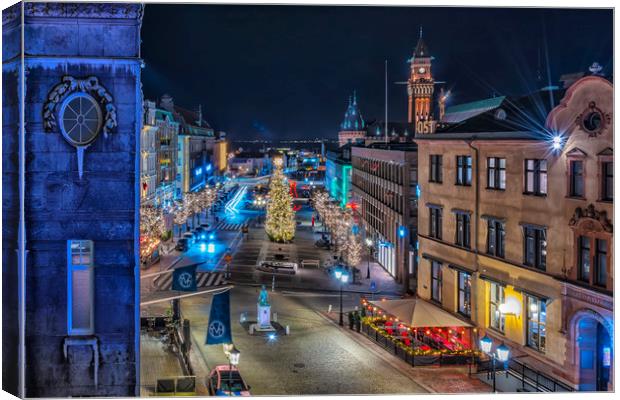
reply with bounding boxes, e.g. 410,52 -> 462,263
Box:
479,334 -> 493,354
496,343 -> 510,362
365,238 -> 373,247
341,272 -> 350,283
552,135 -> 563,150
334,269 -> 342,280
229,347 -> 240,366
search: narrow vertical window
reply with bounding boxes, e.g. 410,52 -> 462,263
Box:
431,260 -> 442,303
601,161 -> 613,201
458,271 -> 471,317
523,226 -> 546,270
487,157 -> 506,189
456,156 -> 472,186
524,159 -> 547,195
570,160 -> 585,197
429,155 -> 442,183
68,240 -> 94,335
489,282 -> 505,332
526,296 -> 546,352
429,206 -> 442,240
595,239 -> 607,287
578,236 -> 591,282
455,212 -> 471,248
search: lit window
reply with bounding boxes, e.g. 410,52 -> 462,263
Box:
458,271 -> 471,317
456,155 -> 472,186
67,240 -> 94,335
524,159 -> 547,195
489,282 -> 505,332
526,295 -> 546,352
487,157 -> 506,189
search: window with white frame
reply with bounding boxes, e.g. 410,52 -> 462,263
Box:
524,159 -> 547,195
487,157 -> 506,189
458,271 -> 472,317
68,240 -> 94,335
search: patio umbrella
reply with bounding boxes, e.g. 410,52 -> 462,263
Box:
369,298 -> 473,328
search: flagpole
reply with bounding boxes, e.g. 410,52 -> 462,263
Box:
384,59 -> 388,144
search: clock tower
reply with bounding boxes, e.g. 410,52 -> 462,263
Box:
407,28 -> 434,132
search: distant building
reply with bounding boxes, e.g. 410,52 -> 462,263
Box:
159,94 -> 214,194
153,106 -> 180,206
325,144 -> 353,207
351,143 -> 418,292
229,151 -> 271,176
338,92 -> 366,147
141,101 -> 159,204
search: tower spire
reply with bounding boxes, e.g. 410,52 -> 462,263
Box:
419,25 -> 423,39
353,90 -> 357,105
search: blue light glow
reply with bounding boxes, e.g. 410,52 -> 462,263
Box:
209,233 -> 215,240
207,243 -> 215,253
199,243 -> 207,252
195,167 -> 202,176
268,333 -> 277,341
416,184 -> 421,198
398,226 -> 406,238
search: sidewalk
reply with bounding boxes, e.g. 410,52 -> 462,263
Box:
321,310 -> 491,394
140,332 -> 186,396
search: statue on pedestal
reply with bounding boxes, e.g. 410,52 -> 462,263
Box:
255,285 -> 275,332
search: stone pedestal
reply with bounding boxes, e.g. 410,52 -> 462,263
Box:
255,303 -> 275,332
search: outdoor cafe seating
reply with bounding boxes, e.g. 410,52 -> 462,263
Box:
362,298 -> 474,354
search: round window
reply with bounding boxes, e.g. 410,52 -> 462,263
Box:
582,111 -> 602,133
59,92 -> 103,146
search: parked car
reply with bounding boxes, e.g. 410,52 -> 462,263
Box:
175,238 -> 189,252
182,232 -> 195,245
207,366 -> 251,396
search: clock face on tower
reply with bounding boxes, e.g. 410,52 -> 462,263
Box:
418,67 -> 426,74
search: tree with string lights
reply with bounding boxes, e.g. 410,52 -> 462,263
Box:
265,158 -> 296,242
345,234 -> 363,268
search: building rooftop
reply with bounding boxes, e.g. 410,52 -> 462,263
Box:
340,91 -> 365,131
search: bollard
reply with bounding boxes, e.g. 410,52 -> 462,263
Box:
273,312 -> 278,322
240,312 -> 246,323
285,325 -> 290,335
249,324 -> 254,335
328,304 -> 332,313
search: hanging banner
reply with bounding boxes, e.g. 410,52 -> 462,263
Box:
205,290 -> 232,345
172,264 -> 198,292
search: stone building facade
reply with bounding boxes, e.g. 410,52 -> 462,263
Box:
2,2 -> 143,396
351,143 -> 418,292
415,75 -> 613,390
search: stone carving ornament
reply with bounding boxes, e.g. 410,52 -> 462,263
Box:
575,101 -> 612,137
43,76 -> 117,179
569,204 -> 613,233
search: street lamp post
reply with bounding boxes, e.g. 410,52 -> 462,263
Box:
479,335 -> 510,393
228,346 -> 240,396
334,267 -> 350,326
365,238 -> 373,279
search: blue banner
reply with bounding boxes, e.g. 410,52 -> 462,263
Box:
205,290 -> 232,345
172,264 -> 198,292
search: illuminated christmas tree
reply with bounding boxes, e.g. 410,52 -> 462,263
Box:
265,158 -> 296,242
345,234 -> 363,267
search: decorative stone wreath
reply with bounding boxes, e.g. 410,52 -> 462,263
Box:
43,75 -> 117,138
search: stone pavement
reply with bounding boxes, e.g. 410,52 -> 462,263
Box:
179,286 -> 428,395
322,310 -> 491,394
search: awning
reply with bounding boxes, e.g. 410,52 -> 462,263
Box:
369,298 -> 473,328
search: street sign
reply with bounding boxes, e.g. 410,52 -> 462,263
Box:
370,281 -> 377,292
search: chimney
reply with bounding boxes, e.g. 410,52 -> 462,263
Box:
159,94 -> 174,112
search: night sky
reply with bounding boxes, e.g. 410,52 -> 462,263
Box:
141,5 -> 613,141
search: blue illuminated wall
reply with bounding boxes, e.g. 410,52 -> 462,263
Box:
2,3 -> 142,397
